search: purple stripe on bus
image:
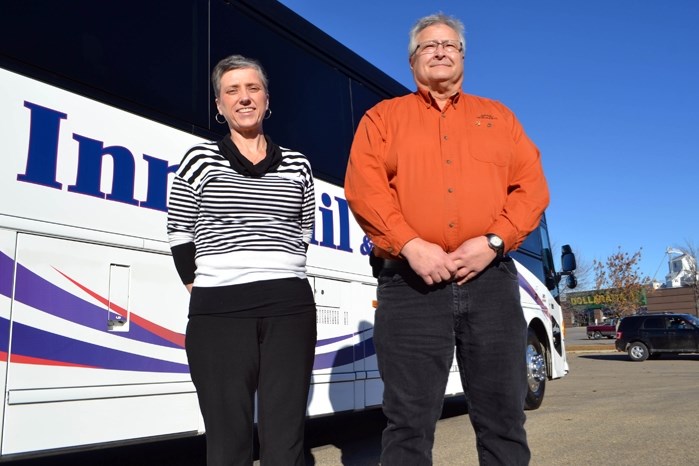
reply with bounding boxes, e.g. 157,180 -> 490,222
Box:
10,320 -> 189,373
7,253 -> 181,349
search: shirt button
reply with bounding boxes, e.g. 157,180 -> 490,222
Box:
387,247 -> 394,253
448,222 -> 455,228
441,113 -> 446,118
446,159 -> 452,164
443,135 -> 448,141
448,187 -> 454,193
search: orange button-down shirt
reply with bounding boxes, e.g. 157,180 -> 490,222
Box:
344,89 -> 549,259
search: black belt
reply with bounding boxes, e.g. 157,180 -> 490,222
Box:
381,256 -> 507,272
381,258 -> 411,271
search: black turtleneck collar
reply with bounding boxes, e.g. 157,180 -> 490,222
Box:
217,134 -> 283,177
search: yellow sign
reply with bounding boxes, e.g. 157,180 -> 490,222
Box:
569,293 -> 619,306
568,289 -> 646,307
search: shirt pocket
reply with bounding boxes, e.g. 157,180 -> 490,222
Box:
469,125 -> 512,166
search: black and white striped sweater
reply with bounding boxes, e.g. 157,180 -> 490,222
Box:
167,140 -> 315,288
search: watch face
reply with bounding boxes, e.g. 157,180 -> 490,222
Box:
488,235 -> 503,248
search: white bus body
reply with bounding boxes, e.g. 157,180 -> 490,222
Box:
0,0 -> 575,458
0,67 -> 568,458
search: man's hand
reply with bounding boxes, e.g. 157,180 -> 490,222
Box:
401,238 -> 458,285
185,283 -> 193,294
448,236 -> 497,285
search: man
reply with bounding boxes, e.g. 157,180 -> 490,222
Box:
344,13 -> 549,466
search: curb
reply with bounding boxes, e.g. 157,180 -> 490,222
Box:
566,345 -> 617,353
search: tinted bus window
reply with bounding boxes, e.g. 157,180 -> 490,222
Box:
351,79 -> 389,130
211,1 -> 354,184
0,0 -> 209,131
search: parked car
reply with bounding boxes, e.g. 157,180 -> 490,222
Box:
615,313 -> 699,361
586,318 -> 618,339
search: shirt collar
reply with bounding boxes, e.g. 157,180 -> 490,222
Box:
415,88 -> 462,110
217,134 -> 283,177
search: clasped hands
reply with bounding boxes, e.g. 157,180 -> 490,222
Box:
400,236 -> 497,286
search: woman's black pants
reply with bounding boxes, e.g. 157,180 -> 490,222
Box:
186,311 -> 317,466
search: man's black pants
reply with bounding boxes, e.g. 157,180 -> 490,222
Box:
375,258 -> 530,465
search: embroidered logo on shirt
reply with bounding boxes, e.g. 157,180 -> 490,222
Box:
475,114 -> 497,128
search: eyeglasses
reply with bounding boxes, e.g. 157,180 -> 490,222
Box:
413,40 -> 463,56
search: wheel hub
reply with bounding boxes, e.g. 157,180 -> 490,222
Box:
526,344 -> 546,391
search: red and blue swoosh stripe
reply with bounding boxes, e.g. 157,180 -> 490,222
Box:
0,251 -> 375,373
0,251 -> 187,373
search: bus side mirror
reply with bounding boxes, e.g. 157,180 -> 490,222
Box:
556,244 -> 577,289
560,244 -> 576,273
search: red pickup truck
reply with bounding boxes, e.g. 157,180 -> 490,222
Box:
586,319 -> 619,339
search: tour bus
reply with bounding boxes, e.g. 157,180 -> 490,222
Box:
0,0 -> 576,459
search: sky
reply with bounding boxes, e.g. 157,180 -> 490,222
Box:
278,0 -> 699,288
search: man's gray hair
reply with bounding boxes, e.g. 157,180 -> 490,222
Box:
211,54 -> 269,98
408,13 -> 466,57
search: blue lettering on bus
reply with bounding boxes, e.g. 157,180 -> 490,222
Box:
334,196 -> 353,253
140,155 -> 179,211
313,193 -> 336,248
17,101 -> 361,254
68,135 -> 138,205
17,101 -> 177,212
310,194 -> 353,253
17,102 -> 66,189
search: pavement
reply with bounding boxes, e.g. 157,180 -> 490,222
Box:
564,325 -> 617,352
566,344 -> 615,352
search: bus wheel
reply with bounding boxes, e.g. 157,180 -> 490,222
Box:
524,328 -> 546,410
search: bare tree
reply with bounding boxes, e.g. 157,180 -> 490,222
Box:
566,249 -> 592,292
593,247 -> 649,317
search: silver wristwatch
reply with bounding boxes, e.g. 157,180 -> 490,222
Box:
485,233 -> 504,257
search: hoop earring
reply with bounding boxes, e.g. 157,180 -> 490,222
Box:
264,108 -> 272,120
215,113 -> 226,124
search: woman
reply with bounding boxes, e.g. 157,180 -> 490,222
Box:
167,55 -> 317,465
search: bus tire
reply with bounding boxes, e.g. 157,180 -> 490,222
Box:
524,328 -> 546,410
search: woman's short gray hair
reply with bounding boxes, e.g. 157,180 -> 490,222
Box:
211,54 -> 269,98
408,13 -> 466,58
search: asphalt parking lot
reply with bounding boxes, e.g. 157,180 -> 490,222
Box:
8,326 -> 698,465
304,327 -> 699,465
565,324 -> 617,351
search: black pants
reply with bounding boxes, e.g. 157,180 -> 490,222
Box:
186,311 -> 317,466
375,259 -> 530,465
